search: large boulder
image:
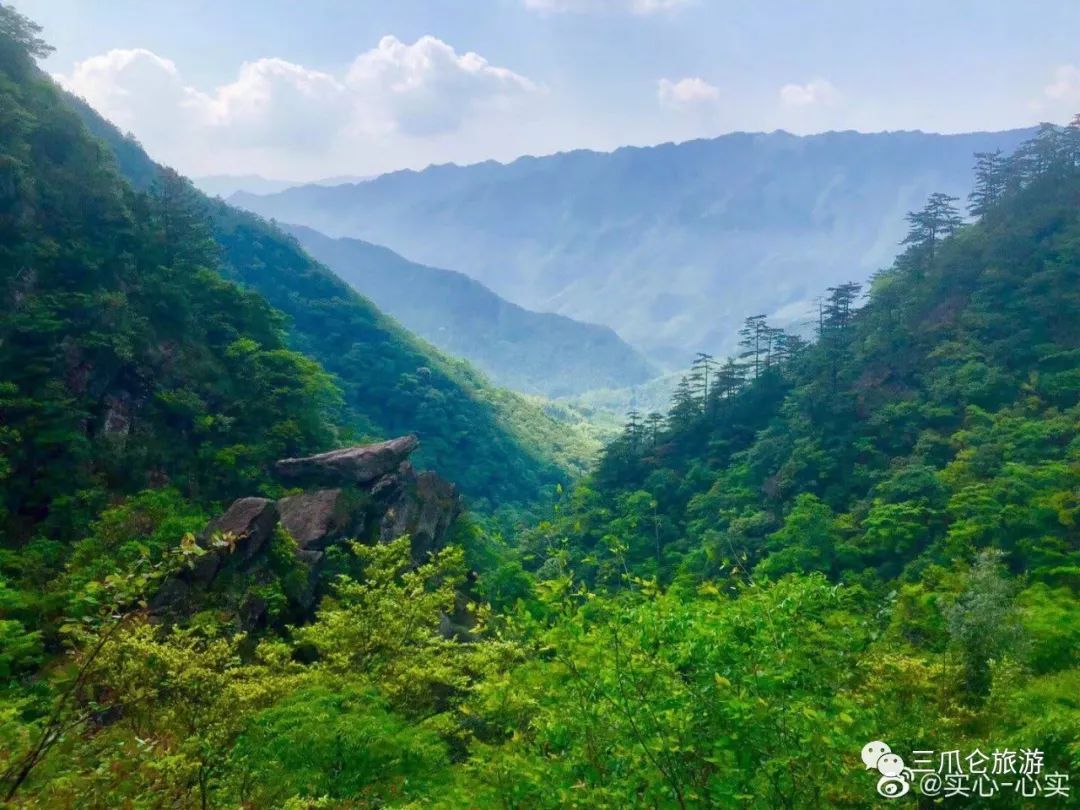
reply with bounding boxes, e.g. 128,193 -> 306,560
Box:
151,497 -> 278,616
275,436 -> 419,486
206,497 -> 279,561
379,467 -> 460,560
277,488 -> 365,550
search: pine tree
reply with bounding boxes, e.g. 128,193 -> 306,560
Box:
644,411 -> 664,447
820,282 -> 862,391
738,315 -> 768,379
712,357 -> 746,404
968,150 -> 1006,217
669,376 -> 699,429
147,168 -> 219,270
902,192 -> 963,264
692,352 -> 716,402
623,409 -> 643,451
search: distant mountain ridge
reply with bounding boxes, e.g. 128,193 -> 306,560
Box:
231,127 -> 1035,366
283,224 -> 656,398
194,173 -> 374,198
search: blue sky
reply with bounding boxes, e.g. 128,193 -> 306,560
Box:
13,0 -> 1080,179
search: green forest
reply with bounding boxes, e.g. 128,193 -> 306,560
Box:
2,5 -> 1079,808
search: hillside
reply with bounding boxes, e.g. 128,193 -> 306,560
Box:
0,23 -> 339,542
284,224 -> 656,397
65,85 -> 598,508
232,127 -> 1032,367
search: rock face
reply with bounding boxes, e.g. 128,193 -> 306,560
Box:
207,497 -> 279,561
277,488 -> 364,550
151,436 -> 459,628
380,469 -> 460,561
275,435 -> 419,486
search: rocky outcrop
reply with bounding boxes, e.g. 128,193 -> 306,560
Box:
277,488 -> 365,550
151,436 -> 459,629
275,435 -> 419,486
207,497 -> 279,561
379,469 -> 460,561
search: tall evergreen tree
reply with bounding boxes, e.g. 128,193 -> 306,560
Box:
968,150 -> 1006,217
738,315 -> 768,379
902,192 -> 963,264
692,352 -> 716,402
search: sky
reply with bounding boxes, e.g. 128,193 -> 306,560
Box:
12,0 -> 1080,180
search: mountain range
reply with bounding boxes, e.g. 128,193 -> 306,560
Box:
232,128 -> 1034,367
282,224 -> 655,397
193,174 -> 374,198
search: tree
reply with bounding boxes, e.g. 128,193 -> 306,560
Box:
944,549 -> 1023,696
623,408 -> 643,452
819,282 -> 862,389
668,376 -> 699,429
147,168 -> 219,269
738,315 -> 768,379
968,150 -> 1006,217
0,5 -> 53,59
644,411 -> 665,447
902,192 -> 963,264
711,357 -> 746,403
692,352 -> 716,402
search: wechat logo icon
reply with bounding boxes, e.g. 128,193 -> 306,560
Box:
862,741 -> 913,798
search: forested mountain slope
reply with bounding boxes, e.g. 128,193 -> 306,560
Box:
542,127 -> 1080,590
284,224 -> 656,397
0,20 -> 340,543
64,80 -> 597,507
233,127 -> 1032,366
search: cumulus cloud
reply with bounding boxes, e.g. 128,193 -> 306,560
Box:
779,78 -> 840,108
524,0 -> 690,15
57,49 -> 211,144
1033,65 -> 1080,120
55,36 -> 539,174
657,76 -> 719,110
346,35 -> 539,136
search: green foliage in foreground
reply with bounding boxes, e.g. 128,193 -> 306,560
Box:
3,534 -> 1078,807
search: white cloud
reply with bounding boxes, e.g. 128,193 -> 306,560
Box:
1033,65 -> 1080,121
525,0 -> 690,15
779,78 -> 840,108
55,36 -> 539,174
346,35 -> 539,137
657,76 -> 719,110
209,59 -> 348,148
56,49 -> 212,144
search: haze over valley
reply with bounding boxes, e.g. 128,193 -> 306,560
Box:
233,127 -> 1031,368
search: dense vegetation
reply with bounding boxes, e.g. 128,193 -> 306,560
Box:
2,6 -> 1080,808
283,224 -> 656,399
0,15 -> 339,544
68,82 -> 600,508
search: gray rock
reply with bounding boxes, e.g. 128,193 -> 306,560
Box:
277,488 -> 364,550
379,467 -> 459,560
275,435 -> 419,486
205,497 -> 279,561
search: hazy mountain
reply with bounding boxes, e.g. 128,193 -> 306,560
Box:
195,173 -> 375,198
193,174 -> 300,197
283,224 -> 656,398
232,128 -> 1034,367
